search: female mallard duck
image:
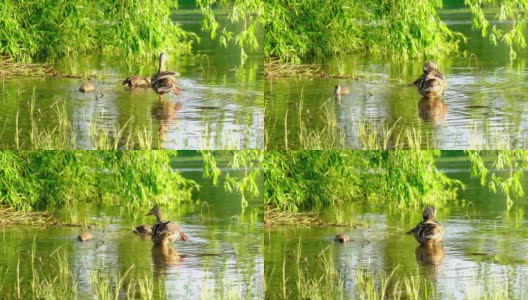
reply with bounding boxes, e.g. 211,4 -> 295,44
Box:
334,85 -> 350,101
133,224 -> 152,235
151,53 -> 181,100
407,206 -> 444,245
413,62 -> 447,98
335,233 -> 350,243
123,76 -> 151,88
146,207 -> 189,246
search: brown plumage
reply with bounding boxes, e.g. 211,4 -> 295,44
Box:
78,231 -> 93,242
146,207 -> 189,246
335,233 -> 350,243
151,53 -> 180,100
133,225 -> 152,235
79,82 -> 95,93
413,62 -> 447,98
123,76 -> 151,88
334,85 -> 349,101
407,206 -> 445,245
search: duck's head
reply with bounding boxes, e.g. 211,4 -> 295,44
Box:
159,53 -> 169,71
422,206 -> 437,221
146,206 -> 161,217
423,61 -> 438,73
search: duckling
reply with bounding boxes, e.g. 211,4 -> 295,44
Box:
78,231 -> 93,242
407,206 -> 444,245
151,53 -> 181,100
122,76 -> 151,88
133,225 -> 152,235
146,207 -> 189,246
335,233 -> 350,243
334,85 -> 349,101
413,62 -> 447,98
79,82 -> 95,93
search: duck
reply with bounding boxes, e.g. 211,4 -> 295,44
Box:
78,231 -> 93,242
133,225 -> 152,235
334,85 -> 349,101
413,62 -> 447,98
407,206 -> 444,245
122,76 -> 151,88
79,82 -> 95,92
146,207 -> 189,246
335,233 -> 350,243
151,53 -> 181,100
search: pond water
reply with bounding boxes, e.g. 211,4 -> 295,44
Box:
0,10 -> 264,150
265,154 -> 528,299
265,8 -> 528,150
0,156 -> 264,299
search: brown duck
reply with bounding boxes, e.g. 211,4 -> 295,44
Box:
123,76 -> 151,88
151,53 -> 181,100
413,62 -> 447,98
407,206 -> 445,245
146,207 -> 189,246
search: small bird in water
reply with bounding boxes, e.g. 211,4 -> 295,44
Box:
413,62 -> 447,98
407,206 -> 444,246
78,231 -> 93,242
79,82 -> 95,93
334,85 -> 349,101
133,225 -> 153,235
151,53 -> 181,100
335,233 -> 350,243
122,76 -> 151,88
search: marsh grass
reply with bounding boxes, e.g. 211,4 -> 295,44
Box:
0,206 -> 55,226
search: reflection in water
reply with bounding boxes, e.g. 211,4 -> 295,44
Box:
152,244 -> 185,272
151,100 -> 182,147
418,97 -> 448,124
415,244 -> 446,280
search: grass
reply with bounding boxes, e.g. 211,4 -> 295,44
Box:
265,94 -> 528,150
0,206 -> 55,226
0,242 -> 257,299
266,241 -> 525,300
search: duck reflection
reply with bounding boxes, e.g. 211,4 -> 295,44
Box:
415,244 -> 445,280
418,97 -> 447,124
151,101 -> 182,147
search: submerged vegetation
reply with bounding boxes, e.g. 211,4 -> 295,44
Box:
264,151 -> 528,215
265,0 -> 527,63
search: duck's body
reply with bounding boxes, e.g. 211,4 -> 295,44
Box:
413,62 -> 447,98
146,207 -> 189,246
79,82 -> 95,93
78,231 -> 93,242
335,233 -> 350,243
123,76 -> 151,88
407,206 -> 444,245
133,225 -> 152,235
334,85 -> 349,101
151,53 -> 180,100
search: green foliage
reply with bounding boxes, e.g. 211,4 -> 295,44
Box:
0,151 -> 197,211
265,0 -> 464,63
264,151 -> 461,212
465,0 -> 527,61
466,150 -> 527,209
196,0 -> 263,58
0,0 -> 196,62
201,150 -> 263,210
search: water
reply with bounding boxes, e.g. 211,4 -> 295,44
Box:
265,154 -> 528,299
265,8 -> 528,150
0,156 -> 264,299
0,11 -> 264,150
